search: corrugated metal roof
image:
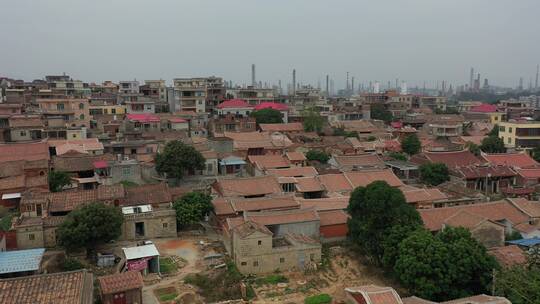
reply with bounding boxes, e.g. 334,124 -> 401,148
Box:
123,244 -> 159,260
0,248 -> 45,274
507,237 -> 540,248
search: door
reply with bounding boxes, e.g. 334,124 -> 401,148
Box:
113,292 -> 126,304
135,222 -> 145,237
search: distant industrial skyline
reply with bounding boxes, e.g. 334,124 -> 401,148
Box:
1,0 -> 539,89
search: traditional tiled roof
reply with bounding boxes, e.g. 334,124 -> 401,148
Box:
297,197 -> 350,211
214,195 -> 300,216
245,207 -> 319,225
455,165 -> 516,179
344,169 -> 404,188
402,296 -> 437,304
345,285 -> 403,304
8,115 -> 43,128
125,183 -> 171,206
233,220 -> 272,238
214,175 -> 281,197
0,269 -> 94,304
516,167 -> 540,179
247,155 -> 290,170
458,135 -> 486,146
419,200 -> 530,232
253,102 -> 288,111
482,152 -> 539,168
400,186 -> 448,204
285,151 -> 306,161
0,142 -> 50,163
441,294 -> 510,304
259,123 -> 303,132
507,198 -> 540,218
47,184 -> 125,213
295,176 -> 325,192
488,245 -> 527,268
469,103 -> 499,113
410,150 -> 482,169
98,271 -> 143,295
126,113 -> 160,123
217,99 -> 253,109
333,154 -> 385,168
318,210 -> 349,226
268,166 -> 317,177
443,210 -> 492,229
317,174 -> 354,193
49,138 -> 104,155
52,153 -> 114,172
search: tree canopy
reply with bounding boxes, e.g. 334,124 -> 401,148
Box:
48,171 -> 71,192
302,108 -> 324,132
370,103 -> 393,123
488,124 -> 499,137
401,134 -> 421,155
173,192 -> 213,228
388,152 -> 408,161
395,227 -> 498,301
306,150 -> 330,164
347,181 -> 422,264
57,202 -> 123,252
419,163 -> 450,186
251,108 -> 283,124
532,147 -> 540,162
155,140 -> 205,179
480,135 -> 505,153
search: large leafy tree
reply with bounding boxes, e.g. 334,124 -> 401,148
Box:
306,150 -> 330,164
57,202 -> 123,253
48,171 -> 71,192
395,227 -> 499,301
370,103 -> 393,123
531,147 -> 540,162
494,266 -> 540,304
419,163 -> 450,186
173,192 -> 214,229
401,134 -> 421,155
302,108 -> 324,132
480,136 -> 505,153
347,181 -> 422,264
488,124 -> 499,137
155,140 -> 205,179
251,108 -> 283,124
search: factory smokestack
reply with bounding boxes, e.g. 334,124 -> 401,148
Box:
292,69 -> 296,96
251,64 -> 256,87
326,75 -> 329,96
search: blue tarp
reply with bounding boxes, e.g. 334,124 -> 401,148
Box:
0,248 -> 45,274
507,237 -> 540,248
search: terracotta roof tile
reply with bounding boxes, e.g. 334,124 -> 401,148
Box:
231,196 -> 299,213
411,150 -> 482,169
333,154 -> 385,168
508,198 -> 540,218
47,184 -> 125,213
285,151 -> 306,161
125,183 -> 171,206
456,165 -> 516,179
214,175 -> 281,197
345,285 -> 402,304
345,169 -> 404,188
0,142 -> 50,163
98,271 -> 143,295
441,294 -> 510,304
295,176 -> 325,192
245,208 -> 319,225
268,166 -> 317,177
482,152 -> 538,168
317,174 -> 354,193
233,220 -> 272,238
52,153 -> 114,172
488,245 -> 527,268
259,122 -> 303,132
318,210 -> 349,226
217,99 -> 253,109
401,187 -> 448,204
297,197 -> 350,211
0,269 -> 94,304
443,210 -> 491,229
247,155 -> 290,170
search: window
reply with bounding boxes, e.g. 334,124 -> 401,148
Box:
79,103 -> 84,109
72,134 -> 77,138
241,261 -> 247,266
79,114 -> 85,120
508,137 -> 511,144
111,108 -> 116,114
57,103 -> 65,110
123,167 -> 131,176
20,131 -> 27,136
509,127 -> 513,133
258,240 -> 262,245
310,253 -> 315,261
280,257 -> 285,263
207,163 -> 213,173
28,234 -> 35,240
163,223 -> 168,228
499,126 -> 505,132
253,261 -> 259,267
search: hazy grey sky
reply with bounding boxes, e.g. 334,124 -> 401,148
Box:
1,0 -> 539,88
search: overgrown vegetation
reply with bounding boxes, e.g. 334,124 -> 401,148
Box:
62,257 -> 85,271
304,293 -> 332,304
388,152 -> 408,161
419,163 -> 450,186
400,134 -> 421,155
173,191 -> 213,229
333,127 -> 358,138
306,150 -> 330,164
254,274 -> 288,286
159,257 -> 178,274
119,180 -> 138,188
184,262 -> 254,302
48,171 -> 71,192
370,103 -> 393,123
251,108 -> 283,124
479,125 -> 505,153
302,107 -> 324,132
0,207 -> 14,231
155,140 -> 205,180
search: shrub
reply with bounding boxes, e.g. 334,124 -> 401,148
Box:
304,293 -> 332,304
306,150 -> 330,163
63,257 -> 85,271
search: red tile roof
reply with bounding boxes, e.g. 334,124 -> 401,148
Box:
125,183 -> 171,206
345,169 -> 404,188
0,269 -> 94,304
456,165 -> 516,179
488,245 -> 527,268
470,103 -> 499,113
441,294 -> 510,304
411,150 -> 482,169
318,210 -> 349,226
517,168 -> 540,179
419,200 -> 530,232
400,187 -> 448,204
126,113 -> 160,123
217,99 -> 253,109
254,102 -> 288,111
333,154 -> 385,168
508,198 -> 540,218
295,176 -> 325,192
443,210 -> 492,229
285,151 -> 306,161
0,142 -> 50,163
245,208 -> 319,225
98,271 -> 143,295
268,166 -> 317,177
298,197 -> 350,211
317,174 -> 354,193
259,123 -> 303,132
214,175 -> 281,197
482,152 -> 538,168
345,285 -> 402,304
247,154 -> 290,170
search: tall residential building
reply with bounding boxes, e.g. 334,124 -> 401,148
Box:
118,80 -> 140,94
499,120 -> 540,149
226,86 -> 275,105
46,75 -> 89,97
173,77 -> 224,113
141,80 -> 167,102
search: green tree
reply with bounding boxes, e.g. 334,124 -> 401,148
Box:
155,140 -> 205,179
173,192 -> 213,229
401,134 -> 421,155
251,108 -> 283,124
381,223 -> 422,270
419,163 -> 450,186
480,136 -> 505,153
531,147 -> 540,162
488,124 -> 499,137
494,266 -> 540,304
57,202 -> 123,253
395,227 -> 498,301
388,152 -> 408,161
370,103 -> 393,123
302,108 -> 324,132
306,150 -> 330,163
347,181 -> 422,264
465,142 -> 481,156
48,171 -> 71,192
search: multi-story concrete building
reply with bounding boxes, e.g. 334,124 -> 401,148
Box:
499,120 -> 540,150
46,75 -> 90,97
141,80 -> 167,102
172,78 -> 208,113
226,86 -> 275,105
118,80 -> 140,94
36,98 -> 90,139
